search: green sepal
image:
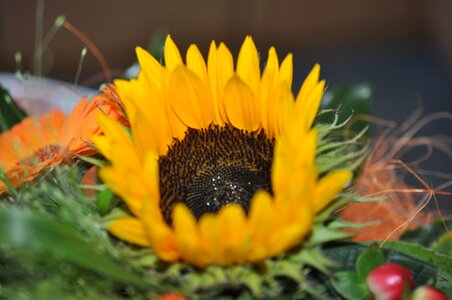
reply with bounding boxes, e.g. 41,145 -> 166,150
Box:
269,259 -> 304,282
316,141 -> 369,174
96,187 -> 114,214
318,83 -> 372,135
307,224 -> 355,246
290,247 -> 335,275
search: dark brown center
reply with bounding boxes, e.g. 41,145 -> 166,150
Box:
158,125 -> 274,224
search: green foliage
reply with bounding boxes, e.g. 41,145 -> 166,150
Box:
331,271 -> 368,300
432,233 -> 452,257
316,108 -> 369,175
0,84 -> 27,132
395,218 -> 452,295
0,167 -> 167,299
0,207 -> 144,286
319,84 -> 372,135
399,217 -> 452,250
330,247 -> 383,300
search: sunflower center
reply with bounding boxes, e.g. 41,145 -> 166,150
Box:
159,125 -> 274,224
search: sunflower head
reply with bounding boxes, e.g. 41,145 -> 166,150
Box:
95,35 -> 351,267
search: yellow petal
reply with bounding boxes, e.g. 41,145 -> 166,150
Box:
268,224 -> 305,257
94,112 -> 134,161
296,64 -> 320,105
199,213 -> 222,263
208,42 -> 234,124
172,204 -> 198,238
136,47 -> 162,87
132,108 -> 171,156
99,167 -> 144,217
259,47 -> 279,133
279,53 -> 293,88
114,79 -> 138,124
217,204 -> 248,264
142,150 -> 160,205
186,44 -> 208,82
109,218 -> 149,247
95,112 -> 130,146
142,196 -> 179,262
299,80 -> 325,131
164,35 -> 183,71
313,169 -> 351,213
272,89 -> 295,138
161,70 -> 188,140
169,66 -> 213,129
172,204 -> 206,267
206,41 -> 223,125
223,76 -> 259,131
247,190 -> 274,261
236,36 -> 260,95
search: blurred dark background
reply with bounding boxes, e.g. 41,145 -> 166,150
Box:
1,0 -> 451,208
1,1 -> 451,114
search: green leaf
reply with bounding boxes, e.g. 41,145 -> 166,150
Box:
399,217 -> 452,248
331,271 -> 368,300
431,233 -> 452,257
96,188 -> 114,214
318,84 -> 372,135
382,241 -> 451,274
436,268 -> 452,296
356,248 -> 385,279
0,84 -> 27,132
0,207 -> 146,287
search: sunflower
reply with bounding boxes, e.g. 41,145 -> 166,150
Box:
0,87 -> 121,194
95,36 -> 351,267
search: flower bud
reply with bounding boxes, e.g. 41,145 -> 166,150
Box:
367,263 -> 414,300
411,286 -> 447,300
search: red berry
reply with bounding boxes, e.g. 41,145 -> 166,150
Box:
158,292 -> 187,300
367,263 -> 414,300
411,286 -> 447,300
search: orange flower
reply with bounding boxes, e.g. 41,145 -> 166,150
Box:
0,87 -> 122,194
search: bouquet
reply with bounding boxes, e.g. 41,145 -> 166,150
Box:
0,17 -> 450,300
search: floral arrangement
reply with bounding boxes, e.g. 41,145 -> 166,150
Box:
0,24 -> 450,300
